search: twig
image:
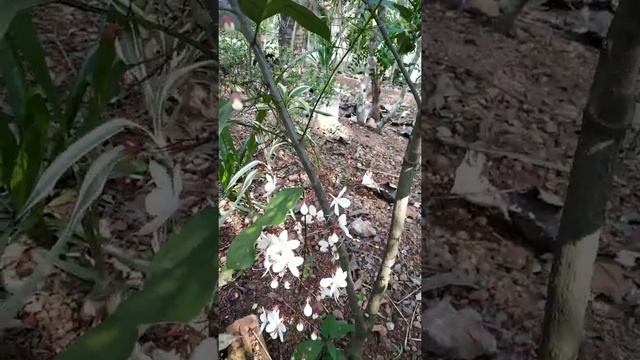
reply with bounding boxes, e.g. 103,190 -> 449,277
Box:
250,329 -> 273,360
404,303 -> 418,349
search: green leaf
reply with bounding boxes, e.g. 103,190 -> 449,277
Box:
0,38 -> 27,118
280,0 -> 330,42
20,118 -> 145,218
392,3 -> 413,22
319,316 -> 355,340
1,146 -> 125,322
325,343 -> 345,360
60,45 -> 97,135
0,0 -> 50,40
56,208 -> 217,360
292,340 -> 323,360
226,188 -> 302,269
9,94 -> 49,209
218,99 -> 233,133
0,119 -> 17,185
9,12 -> 61,118
238,0 -> 330,42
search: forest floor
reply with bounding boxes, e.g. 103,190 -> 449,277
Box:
424,2 -> 640,359
218,81 -> 421,358
0,3 -> 215,360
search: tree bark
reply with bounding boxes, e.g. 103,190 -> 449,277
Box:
539,1 -> 640,359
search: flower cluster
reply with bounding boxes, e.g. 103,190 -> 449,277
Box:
256,187 -> 354,344
260,230 -> 304,278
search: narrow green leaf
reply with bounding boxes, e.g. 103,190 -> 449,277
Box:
20,118 -> 144,218
0,0 -> 50,40
1,146 -> 125,322
9,12 -> 61,118
0,119 -> 18,185
9,94 -> 49,209
292,340 -> 323,360
226,188 -> 302,269
0,38 -> 27,117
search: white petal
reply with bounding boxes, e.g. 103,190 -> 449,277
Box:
270,331 -> 278,339
266,323 -> 277,333
287,240 -> 301,250
301,202 -> 308,215
309,205 -> 316,216
279,230 -> 289,242
272,259 -> 287,273
270,278 -> 279,289
337,197 -> 351,208
320,278 -> 333,288
296,323 -> 304,331
337,186 -> 347,198
304,302 -> 312,317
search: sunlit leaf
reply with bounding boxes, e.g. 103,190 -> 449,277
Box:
226,188 -> 302,269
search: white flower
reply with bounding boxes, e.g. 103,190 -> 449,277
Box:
265,230 -> 304,277
257,232 -> 277,253
296,323 -> 304,331
230,92 -> 243,111
338,214 -> 353,239
262,308 -> 287,343
311,331 -> 318,340
312,313 -> 319,320
270,277 -> 279,289
284,280 -> 291,290
264,174 -> 277,196
259,307 -> 269,333
320,267 -> 348,301
303,300 -> 312,317
319,233 -> 339,252
329,187 -> 351,215
301,202 -> 324,224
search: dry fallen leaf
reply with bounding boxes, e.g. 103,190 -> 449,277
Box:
614,249 -> 640,268
591,261 -> 631,304
450,151 -> 510,219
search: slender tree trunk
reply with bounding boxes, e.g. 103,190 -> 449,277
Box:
278,14 -> 294,54
539,1 -> 640,359
348,1 -> 422,357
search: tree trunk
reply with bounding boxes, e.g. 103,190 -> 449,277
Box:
539,1 -> 640,359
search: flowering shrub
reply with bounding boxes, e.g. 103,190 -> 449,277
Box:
226,180 -> 356,354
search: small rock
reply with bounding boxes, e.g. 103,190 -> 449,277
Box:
366,118 -> 377,128
454,122 -> 465,135
436,126 -> 453,138
351,218 -> 377,237
455,230 -> 470,241
423,299 -> 497,359
544,121 -> 559,134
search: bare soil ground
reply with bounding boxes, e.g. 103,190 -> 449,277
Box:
424,2 -> 640,359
